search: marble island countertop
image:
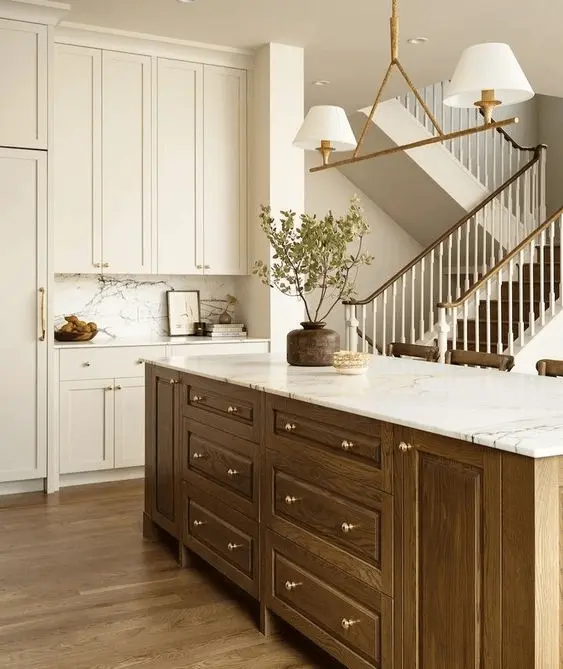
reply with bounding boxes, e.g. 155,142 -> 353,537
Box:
146,353 -> 563,458
53,335 -> 270,349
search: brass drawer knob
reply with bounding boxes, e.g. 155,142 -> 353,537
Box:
227,542 -> 242,552
341,522 -> 356,534
284,580 -> 302,591
341,618 -> 360,631
227,468 -> 239,477
398,441 -> 413,453
227,405 -> 238,414
136,359 -> 144,365
284,495 -> 301,505
192,520 -> 206,528
115,385 -> 122,391
82,361 -> 91,367
105,386 -> 113,392
341,440 -> 354,451
284,423 -> 296,432
192,452 -> 206,460
192,394 -> 204,402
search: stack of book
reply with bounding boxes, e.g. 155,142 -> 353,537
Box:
204,323 -> 247,338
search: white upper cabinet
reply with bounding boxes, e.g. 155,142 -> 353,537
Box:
102,51 -> 152,274
53,44 -> 102,274
155,58 -> 203,275
203,65 -> 247,275
0,19 -> 47,149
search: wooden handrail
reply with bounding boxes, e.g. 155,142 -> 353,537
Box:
479,108 -> 542,153
438,206 -> 563,309
344,144 -> 545,306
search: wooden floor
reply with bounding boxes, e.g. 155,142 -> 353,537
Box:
0,481 -> 332,669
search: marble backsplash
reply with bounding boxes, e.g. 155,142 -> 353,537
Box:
54,274 -> 240,338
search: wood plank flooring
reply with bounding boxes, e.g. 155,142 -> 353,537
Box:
0,481 -> 334,669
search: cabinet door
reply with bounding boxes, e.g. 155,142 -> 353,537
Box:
203,65 -> 247,275
59,379 -> 114,474
53,44 -> 102,273
0,149 -> 47,482
114,377 -> 145,468
0,19 -> 47,149
400,428 -> 502,669
102,51 -> 152,274
145,365 -> 180,537
156,58 -> 203,275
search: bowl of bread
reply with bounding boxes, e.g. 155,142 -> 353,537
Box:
54,315 -> 98,342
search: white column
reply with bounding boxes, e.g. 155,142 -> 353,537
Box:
239,43 -> 305,355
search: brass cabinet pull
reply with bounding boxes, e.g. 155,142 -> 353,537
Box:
105,386 -> 113,392
341,522 -> 356,534
341,618 -> 360,631
82,362 -> 91,367
227,468 -> 239,477
284,495 -> 301,505
38,287 -> 46,341
192,452 -> 206,460
192,520 -> 206,528
168,378 -> 178,385
192,394 -> 204,402
284,580 -> 302,591
398,441 -> 413,453
341,440 -> 354,451
227,542 -> 242,552
284,423 -> 296,432
227,405 -> 239,414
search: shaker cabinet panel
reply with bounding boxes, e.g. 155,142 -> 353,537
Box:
0,19 -> 47,149
114,378 -> 145,469
156,58 -> 203,275
202,65 -> 247,275
102,51 -> 152,274
53,44 -> 102,274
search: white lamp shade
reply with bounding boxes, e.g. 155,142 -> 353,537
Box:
444,43 -> 534,108
293,105 -> 356,151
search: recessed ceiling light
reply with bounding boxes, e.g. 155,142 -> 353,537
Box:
407,37 -> 429,45
177,0 -> 196,3
312,80 -> 330,87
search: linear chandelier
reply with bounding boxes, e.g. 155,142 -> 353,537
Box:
294,0 -> 534,173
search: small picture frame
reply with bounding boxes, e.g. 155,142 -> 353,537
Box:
166,290 -> 201,336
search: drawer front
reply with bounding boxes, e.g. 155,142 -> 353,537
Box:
182,375 -> 260,442
274,552 -> 380,664
188,500 -> 252,575
266,394 -> 392,494
187,432 -> 253,500
60,345 -> 166,381
274,470 -> 381,566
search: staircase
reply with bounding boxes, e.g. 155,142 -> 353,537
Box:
342,81 -> 563,365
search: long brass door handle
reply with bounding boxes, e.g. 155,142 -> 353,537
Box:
39,287 -> 46,341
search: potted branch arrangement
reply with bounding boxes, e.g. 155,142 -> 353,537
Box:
253,196 -> 373,366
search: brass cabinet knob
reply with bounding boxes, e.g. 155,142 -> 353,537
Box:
284,423 -> 296,432
83,362 -> 91,367
227,468 -> 239,477
192,520 -> 205,528
115,385 -> 122,391
192,394 -> 204,402
204,265 -> 211,270
227,542 -> 242,552
284,495 -> 301,505
284,581 -> 302,591
341,618 -> 360,631
105,386 -> 113,391
196,265 -> 203,270
192,452 -> 206,460
341,522 -> 356,534
93,263 -> 101,268
168,378 -> 178,385
227,405 -> 238,414
341,440 -> 354,451
398,441 -> 413,453
136,359 -> 144,365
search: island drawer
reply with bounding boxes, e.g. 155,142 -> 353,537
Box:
182,482 -> 259,597
265,530 -> 392,669
181,374 -> 260,443
182,418 -> 258,519
265,448 -> 393,596
265,394 -> 392,494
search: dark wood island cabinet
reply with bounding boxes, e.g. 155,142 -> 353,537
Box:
144,361 -> 562,669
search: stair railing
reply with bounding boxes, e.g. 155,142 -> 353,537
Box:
396,81 -> 538,191
437,207 -> 563,361
343,144 -> 546,354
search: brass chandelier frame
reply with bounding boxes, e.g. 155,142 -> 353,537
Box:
310,0 -> 519,173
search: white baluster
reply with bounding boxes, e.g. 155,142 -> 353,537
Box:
456,228 -> 461,299
516,167 -> 521,245
492,128 -> 497,190
447,236 -> 453,303
474,289 -> 481,352
392,282 -> 397,344
508,259 -> 514,355
463,301 -> 469,350
490,199 -> 495,271
497,268 -> 503,354
373,297 -> 378,354
529,241 -> 535,337
361,304 -> 367,353
484,130 -> 489,189
485,278 -> 492,353
348,305 -> 359,353
344,304 -> 350,350
401,275 -> 406,343
429,250 -> 435,332
382,290 -> 388,353
523,169 -> 530,236
419,257 -> 425,340
549,220 -> 556,316
540,148 -> 547,222
539,230 -> 545,325
508,148 -> 514,246
410,267 -> 416,343
452,306 -> 458,351
464,220 -> 470,291
482,203 -> 487,276
437,307 -> 449,363
473,215 -> 479,284
438,242 -> 444,303
476,128 -> 481,183
518,250 -> 525,346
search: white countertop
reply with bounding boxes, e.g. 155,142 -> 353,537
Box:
53,335 -> 270,349
145,353 -> 563,458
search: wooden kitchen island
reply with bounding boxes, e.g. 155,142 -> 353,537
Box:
143,354 -> 562,669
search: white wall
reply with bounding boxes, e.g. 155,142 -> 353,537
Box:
513,310 -> 563,374
305,153 -> 423,342
538,95 -> 563,215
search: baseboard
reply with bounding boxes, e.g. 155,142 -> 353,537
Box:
0,479 -> 45,496
60,467 -> 145,488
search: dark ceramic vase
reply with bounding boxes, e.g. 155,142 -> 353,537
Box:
286,322 -> 340,367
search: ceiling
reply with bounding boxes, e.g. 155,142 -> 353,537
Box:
63,0 -> 563,112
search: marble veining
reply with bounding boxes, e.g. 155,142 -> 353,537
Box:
145,353 -> 563,458
54,274 -> 240,338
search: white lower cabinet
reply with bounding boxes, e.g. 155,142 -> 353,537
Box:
114,378 -> 145,468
